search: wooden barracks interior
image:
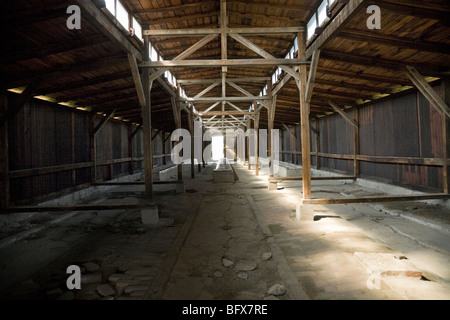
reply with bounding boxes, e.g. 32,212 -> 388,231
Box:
1,0 -> 450,301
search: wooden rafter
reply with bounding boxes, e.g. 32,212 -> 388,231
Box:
406,66 -> 450,118
328,101 -> 359,128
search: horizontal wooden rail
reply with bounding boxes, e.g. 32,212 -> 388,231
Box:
9,162 -> 93,179
4,204 -> 142,213
92,180 -> 183,186
278,151 -> 448,167
9,155 -> 172,179
269,176 -> 356,181
301,194 -> 450,205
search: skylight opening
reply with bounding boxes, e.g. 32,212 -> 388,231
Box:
307,14 -> 317,40
116,0 -> 129,30
105,0 -> 115,15
317,1 -> 328,26
132,17 -> 142,40
150,45 -> 158,61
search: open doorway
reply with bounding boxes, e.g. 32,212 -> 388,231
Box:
211,134 -> 224,161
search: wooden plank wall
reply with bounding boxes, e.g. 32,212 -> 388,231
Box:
281,83 -> 445,192
7,93 -> 151,205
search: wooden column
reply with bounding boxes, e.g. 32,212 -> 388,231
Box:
247,118 -> 251,170
444,78 -> 450,194
254,111 -> 260,176
89,114 -> 97,183
142,33 -> 154,201
0,90 -> 10,210
177,103 -> 183,181
315,120 -> 320,169
71,112 -> 77,185
202,126 -> 206,168
188,106 -> 195,179
128,124 -> 134,174
297,32 -> 312,200
353,107 -> 360,177
162,132 -> 167,166
267,82 -> 275,178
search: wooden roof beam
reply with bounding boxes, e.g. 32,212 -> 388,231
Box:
321,51 -> 448,77
305,0 -> 366,59
338,29 -> 450,54
143,27 -> 304,37
177,77 -> 270,85
316,67 -> 412,86
131,2 -> 216,15
140,59 -> 307,68
372,0 -> 450,24
39,70 -> 132,95
73,0 -> 142,61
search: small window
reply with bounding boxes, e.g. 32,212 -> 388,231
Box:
132,17 -> 142,40
307,14 -> 317,40
318,1 -> 328,26
150,45 -> 158,61
105,0 -> 115,15
116,1 -> 129,30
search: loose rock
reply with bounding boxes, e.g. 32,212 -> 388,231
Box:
97,284 -> 115,297
81,273 -> 102,284
267,284 -> 286,296
213,270 -> 224,278
222,258 -> 234,268
235,260 -> 258,271
237,272 -> 248,280
262,252 -> 272,261
83,262 -> 100,273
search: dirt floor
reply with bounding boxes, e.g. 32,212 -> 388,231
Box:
0,162 -> 449,301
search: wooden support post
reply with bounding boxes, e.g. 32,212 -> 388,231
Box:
162,132 -> 167,166
298,32 -> 312,200
128,124 -> 134,174
202,126 -> 206,168
142,33 -> 154,201
254,111 -> 260,176
247,118 -> 251,170
406,66 -> 450,119
92,109 -> 116,135
89,115 -> 97,183
353,107 -> 360,177
315,120 -> 320,169
267,82 -> 275,178
197,122 -> 202,173
71,112 -> 76,185
188,105 -> 195,179
443,78 -> 450,193
0,90 -> 9,210
177,102 -> 183,181
282,123 -> 297,164
328,101 -> 359,128
0,79 -> 41,124
151,129 -> 161,141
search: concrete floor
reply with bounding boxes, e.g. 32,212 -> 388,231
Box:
0,162 -> 449,300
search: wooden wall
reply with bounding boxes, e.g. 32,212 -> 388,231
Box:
281,83 -> 446,192
6,93 -> 170,205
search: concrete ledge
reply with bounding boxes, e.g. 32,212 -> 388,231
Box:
301,194 -> 450,205
37,172 -> 143,207
159,165 -> 179,181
